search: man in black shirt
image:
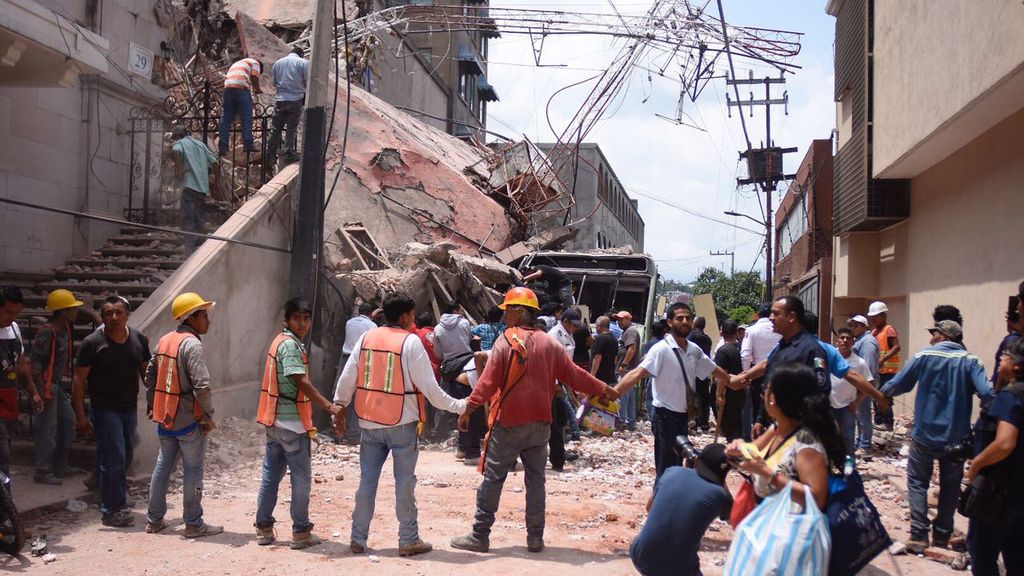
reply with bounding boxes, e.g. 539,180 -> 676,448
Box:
590,316 -> 619,385
688,317 -> 714,431
523,265 -> 574,310
713,320 -> 745,441
73,296 -> 151,528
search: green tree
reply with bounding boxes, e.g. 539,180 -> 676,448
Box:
728,305 -> 755,325
691,268 -> 765,325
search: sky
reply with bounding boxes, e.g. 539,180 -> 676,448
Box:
484,0 -> 836,283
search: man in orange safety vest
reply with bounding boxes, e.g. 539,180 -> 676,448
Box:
143,291 -> 222,538
333,292 -> 468,557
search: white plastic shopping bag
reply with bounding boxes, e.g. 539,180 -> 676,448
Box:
723,483 -> 831,576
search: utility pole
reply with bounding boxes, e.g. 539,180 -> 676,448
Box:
289,0 -> 333,318
710,250 -> 735,275
727,71 -> 797,299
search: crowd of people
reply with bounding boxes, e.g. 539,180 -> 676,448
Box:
1,276 -> 1023,575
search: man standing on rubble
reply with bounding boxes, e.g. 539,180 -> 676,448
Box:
267,46 -> 308,165
450,287 -> 619,554
339,303 -> 378,438
614,310 -> 641,431
547,308 -> 585,471
73,296 -> 151,528
254,298 -> 343,549
219,55 -> 262,158
433,301 -> 479,460
144,292 -> 221,537
333,293 -> 468,556
170,124 -> 218,253
1,285 -> 44,478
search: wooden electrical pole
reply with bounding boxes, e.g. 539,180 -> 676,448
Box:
726,71 -> 797,299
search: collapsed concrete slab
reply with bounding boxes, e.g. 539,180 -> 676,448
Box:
220,0 -> 358,29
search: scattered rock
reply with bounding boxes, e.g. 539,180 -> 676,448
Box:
368,554 -> 381,563
42,553 -> 58,564
66,499 -> 88,513
888,541 -> 907,556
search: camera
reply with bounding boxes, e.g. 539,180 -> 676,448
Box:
945,432 -> 975,463
674,435 -> 699,467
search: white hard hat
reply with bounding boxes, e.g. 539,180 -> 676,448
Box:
867,301 -> 888,317
850,315 -> 869,327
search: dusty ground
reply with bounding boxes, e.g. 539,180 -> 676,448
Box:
4,418 -> 971,575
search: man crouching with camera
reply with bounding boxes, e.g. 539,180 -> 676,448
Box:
630,440 -> 733,576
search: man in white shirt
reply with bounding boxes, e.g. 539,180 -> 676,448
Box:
615,302 -> 739,479
338,303 -> 378,437
831,326 -> 873,457
739,302 -> 780,440
547,308 -> 584,470
334,294 -> 467,557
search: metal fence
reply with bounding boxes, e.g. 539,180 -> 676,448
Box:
126,81 -> 275,224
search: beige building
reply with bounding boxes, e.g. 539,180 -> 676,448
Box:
827,0 -> 1024,374
0,0 -> 171,276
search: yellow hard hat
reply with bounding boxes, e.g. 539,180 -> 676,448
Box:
46,289 -> 84,312
499,287 -> 540,311
171,292 -> 215,321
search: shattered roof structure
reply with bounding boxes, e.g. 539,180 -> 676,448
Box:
220,0 -> 357,29
322,81 -> 518,256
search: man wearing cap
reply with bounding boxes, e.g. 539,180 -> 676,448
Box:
143,292 -> 221,537
739,302 -> 780,440
614,310 -> 641,430
451,288 -> 619,554
30,289 -> 86,485
849,314 -> 880,460
547,308 -> 584,470
879,319 -> 994,553
629,444 -> 734,576
868,301 -> 901,430
170,125 -> 218,253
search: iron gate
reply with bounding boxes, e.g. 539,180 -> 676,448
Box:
126,81 -> 275,223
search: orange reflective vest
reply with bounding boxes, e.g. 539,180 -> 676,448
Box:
478,327 -> 531,473
874,324 -> 901,375
353,327 -> 426,426
257,332 -> 314,431
151,331 -> 204,430
38,323 -> 73,401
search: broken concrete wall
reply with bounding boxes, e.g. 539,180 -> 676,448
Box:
131,166 -> 297,471
322,81 -> 517,256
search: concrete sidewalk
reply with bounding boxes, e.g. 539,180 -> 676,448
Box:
8,464 -> 91,515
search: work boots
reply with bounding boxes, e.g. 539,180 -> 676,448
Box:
398,539 -> 433,557
450,534 -> 489,553
255,525 -> 276,546
290,529 -> 323,550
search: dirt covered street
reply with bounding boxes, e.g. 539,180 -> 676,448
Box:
6,418 -> 969,575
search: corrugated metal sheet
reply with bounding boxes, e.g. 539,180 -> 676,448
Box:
832,0 -> 868,235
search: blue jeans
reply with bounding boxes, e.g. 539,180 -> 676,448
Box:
907,439 -> 963,541
619,386 -> 637,426
562,392 -> 580,438
92,408 -> 137,515
831,406 -> 856,456
351,422 -> 420,547
856,395 -> 874,451
147,426 -> 207,527
255,426 -> 312,533
219,88 -> 254,156
968,512 -> 1024,576
34,388 -> 75,476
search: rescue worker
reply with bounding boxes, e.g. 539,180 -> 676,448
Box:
31,289 -> 83,485
254,298 -> 343,549
143,292 -> 221,537
333,293 -> 468,556
450,287 -> 620,554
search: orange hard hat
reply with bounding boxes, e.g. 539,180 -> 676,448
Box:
499,287 -> 540,311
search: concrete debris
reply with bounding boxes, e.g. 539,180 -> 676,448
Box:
42,553 -> 58,564
220,0 -> 358,29
525,225 -> 580,252
66,499 -> 88,513
393,242 -> 456,269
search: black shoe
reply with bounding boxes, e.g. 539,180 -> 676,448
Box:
451,534 -> 489,553
570,433 -> 581,442
565,450 -> 579,462
102,510 -> 135,528
551,464 -> 563,472
527,536 -> 544,553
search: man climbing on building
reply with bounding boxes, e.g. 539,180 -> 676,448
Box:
333,293 -> 468,557
31,289 -> 85,485
144,292 -> 221,537
170,124 -> 218,253
73,296 -> 151,528
267,46 -> 309,165
1,285 -> 43,479
523,265 -> 575,310
254,298 -> 343,549
450,287 -> 619,554
219,55 -> 262,158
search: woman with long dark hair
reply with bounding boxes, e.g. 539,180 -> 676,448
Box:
727,363 -> 846,510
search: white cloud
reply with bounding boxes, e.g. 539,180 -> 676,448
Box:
486,0 -> 836,282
